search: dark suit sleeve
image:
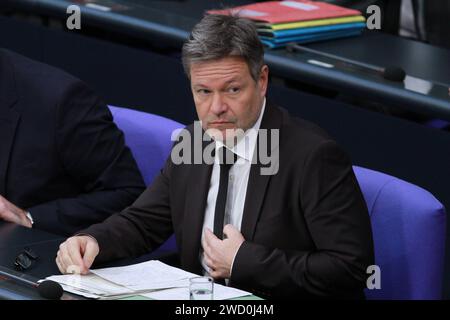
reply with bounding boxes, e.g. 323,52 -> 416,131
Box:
28,81 -> 145,236
231,141 -> 374,298
79,156 -> 174,264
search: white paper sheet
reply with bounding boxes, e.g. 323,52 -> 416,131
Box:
45,273 -> 138,298
90,260 -> 197,291
46,260 -> 252,300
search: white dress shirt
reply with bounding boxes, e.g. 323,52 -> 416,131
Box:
200,98 -> 266,278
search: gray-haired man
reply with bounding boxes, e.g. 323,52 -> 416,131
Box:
56,14 -> 374,299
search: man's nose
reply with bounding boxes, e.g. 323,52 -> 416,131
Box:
210,93 -> 228,115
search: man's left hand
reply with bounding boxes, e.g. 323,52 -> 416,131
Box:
202,224 -> 245,279
0,195 -> 32,228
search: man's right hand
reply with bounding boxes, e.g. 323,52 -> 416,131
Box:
56,236 -> 99,274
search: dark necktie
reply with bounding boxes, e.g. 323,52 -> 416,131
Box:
213,147 -> 237,240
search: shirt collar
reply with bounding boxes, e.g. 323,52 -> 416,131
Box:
216,97 -> 266,162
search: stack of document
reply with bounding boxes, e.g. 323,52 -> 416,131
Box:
45,260 -> 251,300
208,1 -> 366,48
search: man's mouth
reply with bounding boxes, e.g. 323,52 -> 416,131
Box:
208,121 -> 235,127
209,120 -> 232,124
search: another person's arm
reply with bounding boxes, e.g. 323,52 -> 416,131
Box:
29,81 -> 145,236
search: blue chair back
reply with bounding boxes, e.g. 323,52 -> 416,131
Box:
109,105 -> 183,185
109,105 -> 182,253
354,166 -> 446,299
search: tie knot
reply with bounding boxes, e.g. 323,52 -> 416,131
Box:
217,147 -> 237,167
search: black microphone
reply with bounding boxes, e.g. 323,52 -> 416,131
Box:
0,266 -> 63,299
382,66 -> 406,82
286,43 -> 406,82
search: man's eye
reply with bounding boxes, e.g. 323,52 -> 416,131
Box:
197,89 -> 211,95
228,87 -> 240,94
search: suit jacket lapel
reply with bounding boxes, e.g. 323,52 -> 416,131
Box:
181,139 -> 214,274
0,50 -> 20,196
240,103 -> 282,241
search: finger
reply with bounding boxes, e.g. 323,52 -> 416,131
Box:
204,228 -> 220,247
204,256 -> 214,270
57,252 -> 69,275
66,241 -> 85,274
223,224 -> 244,243
56,259 -> 65,275
82,240 -> 99,272
0,209 -> 20,224
0,196 -> 6,210
66,265 -> 83,275
203,228 -> 213,243
202,229 -> 213,251
203,251 -> 215,269
55,255 -> 65,274
205,228 -> 216,238
58,243 -> 75,272
223,224 -> 237,238
201,231 -> 208,249
59,256 -> 69,274
209,270 -> 221,280
203,235 -> 217,256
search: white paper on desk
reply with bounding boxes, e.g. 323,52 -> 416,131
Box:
142,283 -> 251,300
46,273 -> 136,297
58,283 -> 103,299
46,260 -> 251,300
90,260 -> 197,291
45,273 -> 169,299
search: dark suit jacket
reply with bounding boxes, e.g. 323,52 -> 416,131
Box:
84,103 -> 374,299
0,49 -> 145,236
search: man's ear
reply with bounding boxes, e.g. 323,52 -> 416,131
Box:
259,65 -> 269,97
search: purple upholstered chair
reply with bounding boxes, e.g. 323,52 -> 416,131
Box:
354,166 -> 446,300
109,105 -> 184,185
108,105 -> 183,254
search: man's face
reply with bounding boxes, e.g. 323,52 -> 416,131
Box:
190,56 -> 268,142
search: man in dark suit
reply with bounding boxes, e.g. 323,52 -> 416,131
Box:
0,48 -> 145,236
56,15 -> 374,299
337,0 -> 450,49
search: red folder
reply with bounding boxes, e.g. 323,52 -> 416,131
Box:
208,1 -> 362,24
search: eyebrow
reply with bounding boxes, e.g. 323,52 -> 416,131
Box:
192,84 -> 210,89
193,78 -> 241,89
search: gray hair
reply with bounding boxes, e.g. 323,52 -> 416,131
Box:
182,14 -> 264,81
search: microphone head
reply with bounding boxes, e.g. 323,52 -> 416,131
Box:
37,280 -> 63,299
383,66 -> 406,82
